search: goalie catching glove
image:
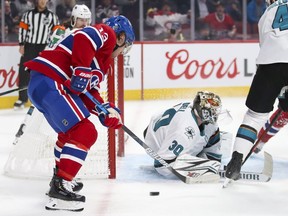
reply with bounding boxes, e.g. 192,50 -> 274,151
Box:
96,102 -> 123,129
68,66 -> 92,94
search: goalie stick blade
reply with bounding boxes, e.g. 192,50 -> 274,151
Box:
222,178 -> 232,188
262,151 -> 273,181
219,151 -> 273,183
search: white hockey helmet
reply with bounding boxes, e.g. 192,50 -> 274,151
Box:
192,91 -> 222,125
71,4 -> 92,27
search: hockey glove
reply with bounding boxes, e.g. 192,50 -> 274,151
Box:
70,66 -> 92,93
97,103 -> 123,129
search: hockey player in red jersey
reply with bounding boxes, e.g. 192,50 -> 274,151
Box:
12,3 -> 92,195
224,0 -> 288,185
24,15 -> 135,211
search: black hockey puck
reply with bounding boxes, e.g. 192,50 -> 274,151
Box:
149,191 -> 160,196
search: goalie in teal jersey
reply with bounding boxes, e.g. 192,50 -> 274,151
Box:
143,91 -> 223,178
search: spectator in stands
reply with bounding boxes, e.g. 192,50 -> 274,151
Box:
0,23 -> 9,42
206,0 -> 221,13
203,1 -> 237,40
56,0 -> 75,24
14,0 -> 34,18
195,0 -> 209,19
195,0 -> 209,30
4,0 -> 19,42
47,0 -> 57,12
7,0 -> 19,17
176,0 -> 190,14
145,2 -> 190,41
144,0 -> 162,10
225,0 -> 242,22
195,23 -> 211,40
247,0 -> 266,34
164,21 -> 185,42
121,0 -> 139,40
247,0 -> 266,24
96,0 -> 119,23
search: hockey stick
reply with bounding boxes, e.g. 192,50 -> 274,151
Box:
243,108 -> 282,164
84,91 -> 220,184
219,151 -> 273,182
0,86 -> 27,96
223,109 -> 281,187
13,105 -> 35,145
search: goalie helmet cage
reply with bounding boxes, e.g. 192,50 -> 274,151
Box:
4,55 -> 125,180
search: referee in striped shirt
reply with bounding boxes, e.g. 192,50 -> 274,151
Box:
14,0 -> 60,109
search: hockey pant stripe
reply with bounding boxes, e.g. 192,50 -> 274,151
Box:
264,122 -> 279,134
60,143 -> 88,163
58,143 -> 88,180
54,146 -> 61,163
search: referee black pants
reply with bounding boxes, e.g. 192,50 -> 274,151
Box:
18,43 -> 46,102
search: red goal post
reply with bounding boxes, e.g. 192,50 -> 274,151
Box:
108,54 -> 125,178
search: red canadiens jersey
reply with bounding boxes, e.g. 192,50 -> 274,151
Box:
204,13 -> 234,31
24,24 -> 116,91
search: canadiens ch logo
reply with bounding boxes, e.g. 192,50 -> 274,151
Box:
185,126 -> 195,139
62,119 -> 69,126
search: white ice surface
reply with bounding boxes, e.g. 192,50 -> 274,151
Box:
1,97 -> 288,216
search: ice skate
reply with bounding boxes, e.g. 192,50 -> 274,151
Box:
225,151 -> 243,181
13,100 -> 26,110
70,178 -> 83,192
49,167 -> 83,192
49,175 -> 83,193
45,176 -> 85,211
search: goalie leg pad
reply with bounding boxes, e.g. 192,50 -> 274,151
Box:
172,154 -> 221,183
45,197 -> 84,212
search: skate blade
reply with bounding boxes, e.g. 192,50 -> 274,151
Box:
45,197 -> 84,211
13,106 -> 25,111
222,178 -> 232,188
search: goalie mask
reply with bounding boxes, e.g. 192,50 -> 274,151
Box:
71,4 -> 92,28
192,91 -> 222,125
